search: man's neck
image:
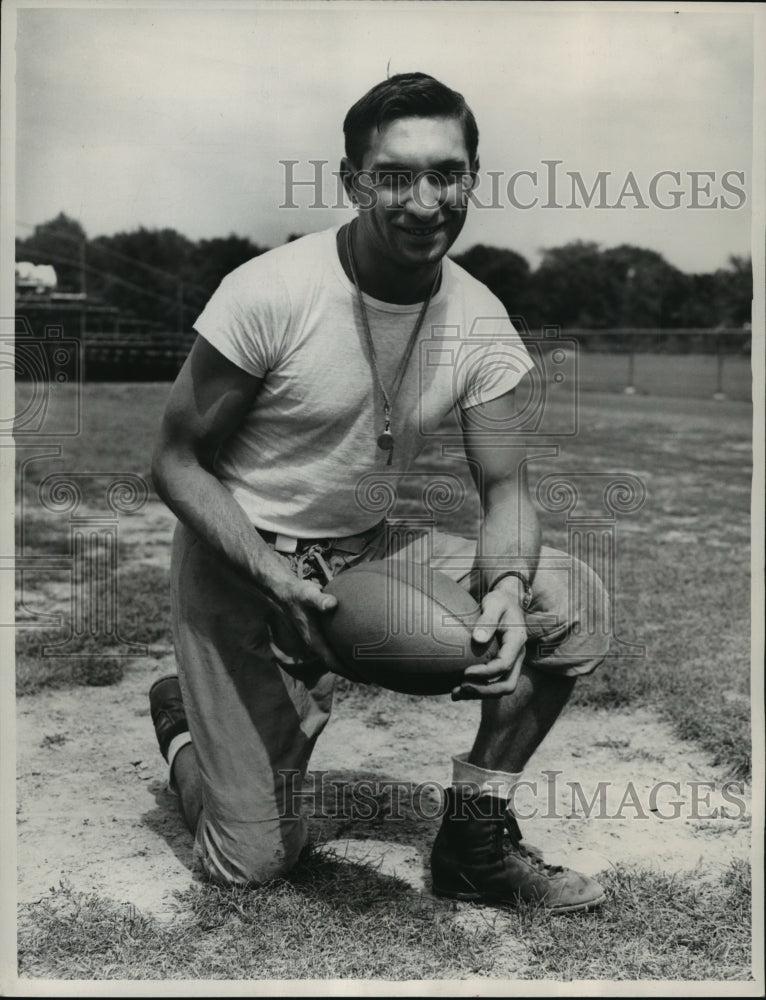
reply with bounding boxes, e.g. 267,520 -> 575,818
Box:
337,223 -> 441,305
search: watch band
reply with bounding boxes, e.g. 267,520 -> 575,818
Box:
488,570 -> 533,610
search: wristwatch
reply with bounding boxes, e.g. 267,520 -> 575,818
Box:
488,570 -> 533,610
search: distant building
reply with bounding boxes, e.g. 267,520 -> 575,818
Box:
16,261 -> 58,294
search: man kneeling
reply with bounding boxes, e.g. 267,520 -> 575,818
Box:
149,72 -> 610,911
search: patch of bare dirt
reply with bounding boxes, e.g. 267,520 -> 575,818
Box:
17,662 -> 751,918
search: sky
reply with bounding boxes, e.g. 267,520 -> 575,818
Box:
10,1 -> 759,274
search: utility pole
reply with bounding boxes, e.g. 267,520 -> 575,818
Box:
80,239 -> 87,340
623,267 -> 636,395
713,331 -> 727,400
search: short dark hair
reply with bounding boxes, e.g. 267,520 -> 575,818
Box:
343,72 -> 479,167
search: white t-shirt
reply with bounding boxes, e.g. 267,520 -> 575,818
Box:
194,226 -> 534,537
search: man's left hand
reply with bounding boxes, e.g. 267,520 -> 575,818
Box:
451,578 -> 528,700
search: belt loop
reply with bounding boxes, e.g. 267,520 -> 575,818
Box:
274,533 -> 298,553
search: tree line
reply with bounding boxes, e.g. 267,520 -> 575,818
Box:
16,213 -> 751,332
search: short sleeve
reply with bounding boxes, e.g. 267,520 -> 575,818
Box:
193,257 -> 291,378
456,318 -> 536,410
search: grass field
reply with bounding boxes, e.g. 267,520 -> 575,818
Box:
13,357 -> 756,983
578,351 -> 751,400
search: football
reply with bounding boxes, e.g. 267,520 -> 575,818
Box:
320,558 -> 499,695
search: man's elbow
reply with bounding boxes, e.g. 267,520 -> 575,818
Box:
150,428 -> 191,501
150,437 -> 173,506
151,431 -> 211,503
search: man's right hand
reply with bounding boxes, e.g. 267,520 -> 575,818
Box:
267,576 -> 345,681
152,337 -> 350,685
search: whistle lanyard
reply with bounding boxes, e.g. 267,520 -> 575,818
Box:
345,222 -> 440,465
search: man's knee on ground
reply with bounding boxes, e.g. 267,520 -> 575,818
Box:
194,815 -> 307,887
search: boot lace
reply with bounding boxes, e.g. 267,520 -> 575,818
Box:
500,812 -> 565,875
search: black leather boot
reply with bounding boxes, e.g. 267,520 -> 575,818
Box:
431,787 -> 605,913
149,675 -> 189,761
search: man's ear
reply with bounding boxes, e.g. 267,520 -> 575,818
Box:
468,156 -> 480,191
341,157 -> 375,209
340,157 -> 358,205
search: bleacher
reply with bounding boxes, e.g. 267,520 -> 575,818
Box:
14,293 -> 196,380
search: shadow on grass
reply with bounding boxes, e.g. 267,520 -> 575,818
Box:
142,764 -> 442,891
140,779 -> 198,878
303,767 -> 443,859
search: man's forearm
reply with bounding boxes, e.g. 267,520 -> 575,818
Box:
476,479 -> 542,601
152,449 -> 296,603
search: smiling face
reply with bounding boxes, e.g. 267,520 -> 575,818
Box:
345,115 -> 477,274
